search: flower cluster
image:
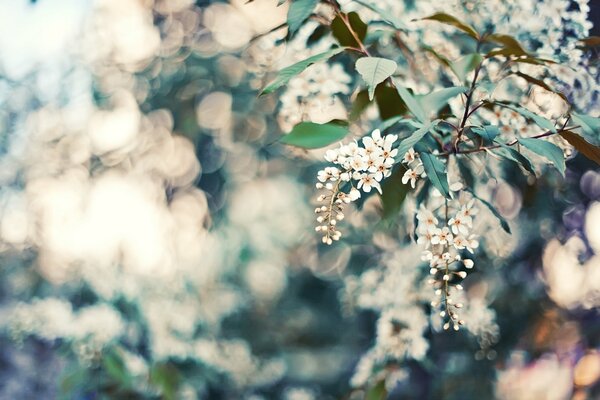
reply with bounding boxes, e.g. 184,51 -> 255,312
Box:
314,129 -> 398,244
416,190 -> 480,330
400,148 -> 426,189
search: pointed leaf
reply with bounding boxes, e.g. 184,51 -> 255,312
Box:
349,90 -> 371,121
471,125 -> 500,144
469,192 -> 511,234
356,57 -> 397,100
496,103 -> 556,133
354,0 -> 407,30
451,53 -> 483,83
418,86 -> 467,117
397,123 -> 431,157
579,36 -> 600,48
419,151 -> 450,198
375,85 -> 407,119
287,0 -> 318,34
280,121 -> 348,149
518,137 -> 565,176
260,47 -> 345,95
331,11 -> 368,47
512,71 -> 568,102
559,130 -> 600,166
494,141 -> 535,175
381,164 -> 410,218
571,112 -> 600,140
394,82 -> 427,123
421,13 -> 479,39
486,34 -> 528,56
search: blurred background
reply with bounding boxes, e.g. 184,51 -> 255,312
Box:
0,0 -> 599,399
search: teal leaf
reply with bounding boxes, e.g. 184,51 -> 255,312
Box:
394,82 -> 427,123
518,137 -> 565,176
418,86 -> 468,117
421,13 -> 479,39
260,47 -> 345,95
353,0 -> 407,30
494,141 -> 535,175
356,57 -> 397,100
469,191 -> 511,234
497,103 -> 556,133
280,121 -> 348,149
571,112 -> 600,141
287,0 -> 318,34
471,125 -> 500,144
397,123 -> 432,157
379,116 -> 423,131
419,151 -> 450,198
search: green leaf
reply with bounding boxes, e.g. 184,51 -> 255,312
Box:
485,34 -> 528,56
277,0 -> 287,5
571,112 -> 600,141
494,141 -> 535,175
379,116 -> 422,131
421,13 -> 479,39
381,164 -> 410,218
518,137 -> 565,176
366,380 -> 388,400
421,45 -> 452,68
103,350 -> 131,387
471,125 -> 500,144
280,121 -> 348,149
375,85 -> 407,119
349,90 -> 371,121
394,82 -> 427,123
418,86 -> 467,118
450,53 -> 483,83
419,151 -> 450,198
496,103 -> 556,133
150,363 -> 181,400
559,130 -> 600,166
397,123 -> 432,157
260,47 -> 345,95
512,71 -> 568,102
287,0 -> 318,34
457,156 -> 475,187
331,11 -> 368,47
354,0 -> 407,30
356,57 -> 397,100
469,192 -> 511,234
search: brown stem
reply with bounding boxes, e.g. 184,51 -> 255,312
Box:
439,125 -> 579,156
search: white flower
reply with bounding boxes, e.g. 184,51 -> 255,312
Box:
401,164 -> 424,189
356,173 -> 382,194
349,187 -> 361,201
459,199 -> 479,219
431,227 -> 453,246
402,148 -> 417,164
416,205 -> 438,231
317,167 -> 340,182
465,235 -> 480,253
349,154 -> 368,172
448,214 -> 471,235
324,149 -> 340,163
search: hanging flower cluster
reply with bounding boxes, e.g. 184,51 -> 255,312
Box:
315,129 -> 398,244
416,191 -> 480,331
